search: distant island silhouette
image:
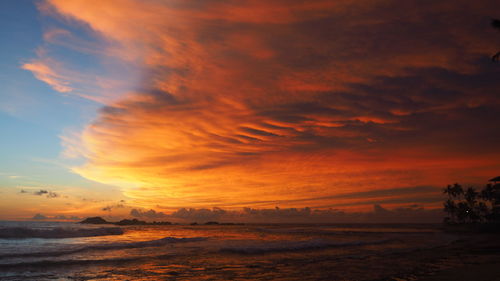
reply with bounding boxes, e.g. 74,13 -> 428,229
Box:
80,217 -> 172,225
80,217 -> 244,226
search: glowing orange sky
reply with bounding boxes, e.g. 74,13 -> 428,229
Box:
16,0 -> 500,218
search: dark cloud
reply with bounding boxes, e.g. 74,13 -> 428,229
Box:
22,189 -> 60,198
46,191 -> 59,198
53,215 -> 81,221
32,213 -> 48,220
130,209 -> 168,219
241,204 -> 443,223
170,207 -> 227,222
33,190 -> 48,196
102,203 -> 126,212
142,205 -> 442,223
32,214 -> 81,221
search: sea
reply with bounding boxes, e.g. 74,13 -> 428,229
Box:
0,221 -> 459,280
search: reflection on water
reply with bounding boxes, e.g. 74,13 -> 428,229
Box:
0,222 -> 456,280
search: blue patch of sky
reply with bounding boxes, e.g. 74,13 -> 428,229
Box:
0,1 -> 117,191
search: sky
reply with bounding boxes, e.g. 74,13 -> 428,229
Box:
0,0 -> 499,222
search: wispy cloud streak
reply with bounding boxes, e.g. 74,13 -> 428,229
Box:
22,60 -> 72,93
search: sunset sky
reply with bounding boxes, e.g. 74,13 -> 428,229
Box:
1,0 -> 499,222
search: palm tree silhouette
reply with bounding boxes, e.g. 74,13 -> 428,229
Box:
492,19 -> 500,62
443,184 -> 464,222
443,199 -> 457,222
443,179 -> 500,224
465,187 -> 478,205
443,184 -> 454,198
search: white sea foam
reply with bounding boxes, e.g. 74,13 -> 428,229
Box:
0,236 -> 207,260
0,227 -> 124,239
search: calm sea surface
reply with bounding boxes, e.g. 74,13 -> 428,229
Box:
0,221 -> 458,280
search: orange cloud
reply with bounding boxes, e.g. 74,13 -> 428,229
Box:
43,0 -> 500,212
22,60 -> 72,93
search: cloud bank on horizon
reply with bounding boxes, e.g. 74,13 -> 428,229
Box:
24,0 -> 500,213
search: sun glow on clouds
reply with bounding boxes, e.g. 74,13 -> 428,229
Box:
22,59 -> 72,93
33,0 -> 500,211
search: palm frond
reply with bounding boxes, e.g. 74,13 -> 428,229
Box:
492,19 -> 500,30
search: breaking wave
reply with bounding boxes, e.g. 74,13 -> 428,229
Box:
0,236 -> 207,259
220,238 -> 395,254
0,227 -> 124,239
0,256 -> 153,269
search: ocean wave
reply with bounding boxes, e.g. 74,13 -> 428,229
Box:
0,256 -> 149,269
0,227 -> 124,239
252,227 -> 437,236
220,238 -> 395,254
0,236 -> 207,260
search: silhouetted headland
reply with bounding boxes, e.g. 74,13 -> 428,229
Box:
210,221 -> 243,225
196,221 -> 244,225
80,216 -> 172,225
80,217 -> 109,224
80,217 -> 244,226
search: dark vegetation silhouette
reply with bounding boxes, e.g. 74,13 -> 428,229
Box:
443,178 -> 500,225
492,19 -> 500,62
